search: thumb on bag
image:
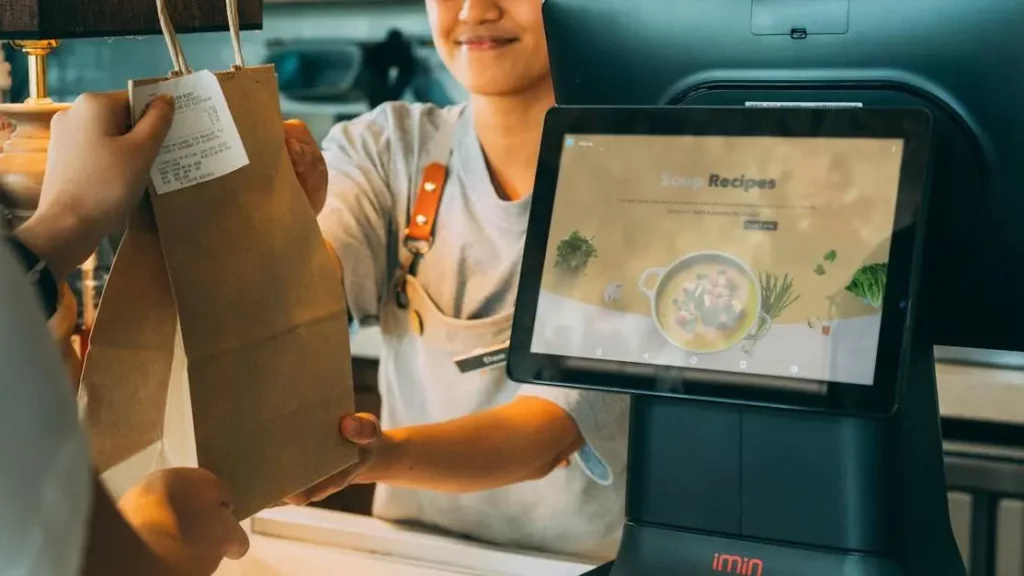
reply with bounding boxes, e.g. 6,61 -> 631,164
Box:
340,413 -> 381,445
125,94 -> 175,163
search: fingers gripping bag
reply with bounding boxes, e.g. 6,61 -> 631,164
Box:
79,0 -> 357,518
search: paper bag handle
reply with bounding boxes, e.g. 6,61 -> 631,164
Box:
155,0 -> 246,76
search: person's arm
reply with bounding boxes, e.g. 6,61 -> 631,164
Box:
17,92 -> 175,280
361,386 -> 630,495
0,243 -> 172,576
289,397 -> 582,502
366,396 -> 583,492
6,264 -> 247,575
290,389 -> 630,504
4,234 -> 61,319
310,104 -> 399,327
3,93 -> 175,319
0,245 -> 95,576
285,115 -> 387,334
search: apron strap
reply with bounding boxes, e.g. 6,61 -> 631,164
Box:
402,105 -> 465,257
403,162 -> 448,255
396,105 -> 466,307
401,105 -> 466,255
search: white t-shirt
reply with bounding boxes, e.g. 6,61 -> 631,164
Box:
0,245 -> 92,575
318,102 -> 630,561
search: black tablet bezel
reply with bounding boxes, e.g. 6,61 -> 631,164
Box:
509,106 -> 933,416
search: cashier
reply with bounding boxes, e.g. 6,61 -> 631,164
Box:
284,0 -> 629,561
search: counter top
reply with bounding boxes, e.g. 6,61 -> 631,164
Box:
220,507 -> 597,576
214,531 -> 463,576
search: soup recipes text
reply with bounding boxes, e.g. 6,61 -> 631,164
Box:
661,173 -> 779,192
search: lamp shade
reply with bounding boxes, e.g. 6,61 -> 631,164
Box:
0,0 -> 262,40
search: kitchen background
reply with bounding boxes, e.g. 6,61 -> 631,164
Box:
3,1 -> 1022,573
5,2 -> 466,141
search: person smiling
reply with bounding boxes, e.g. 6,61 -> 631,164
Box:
284,0 -> 630,562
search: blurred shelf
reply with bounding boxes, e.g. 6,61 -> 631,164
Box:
936,361 -> 1024,427
935,346 -> 1024,370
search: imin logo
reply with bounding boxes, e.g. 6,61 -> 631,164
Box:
712,553 -> 763,575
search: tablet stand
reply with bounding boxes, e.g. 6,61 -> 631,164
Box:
584,333 -> 966,576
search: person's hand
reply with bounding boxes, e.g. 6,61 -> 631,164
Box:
284,119 -> 328,215
284,413 -> 381,505
119,468 -> 249,576
14,91 -> 174,278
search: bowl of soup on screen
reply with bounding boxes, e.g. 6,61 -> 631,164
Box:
639,252 -> 763,353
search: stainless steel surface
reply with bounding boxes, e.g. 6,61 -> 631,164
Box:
936,347 -> 1024,370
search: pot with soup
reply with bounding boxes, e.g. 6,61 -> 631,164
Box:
639,252 -> 767,354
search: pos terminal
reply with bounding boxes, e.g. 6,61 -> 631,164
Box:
508,0 -> 1024,574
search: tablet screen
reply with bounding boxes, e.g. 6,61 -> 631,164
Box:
529,134 -> 905,386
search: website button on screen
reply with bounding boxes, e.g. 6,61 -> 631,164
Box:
744,220 -> 779,231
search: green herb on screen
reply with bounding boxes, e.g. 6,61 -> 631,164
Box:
760,271 -> 800,319
814,264 -> 827,276
844,262 -> 888,308
823,249 -> 837,263
554,230 -> 599,274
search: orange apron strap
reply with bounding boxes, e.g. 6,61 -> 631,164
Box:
396,106 -> 464,311
403,162 -> 448,254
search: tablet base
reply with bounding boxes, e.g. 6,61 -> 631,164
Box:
611,525 -> 902,575
595,339 -> 966,576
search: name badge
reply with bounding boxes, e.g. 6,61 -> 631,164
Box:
454,341 -> 510,374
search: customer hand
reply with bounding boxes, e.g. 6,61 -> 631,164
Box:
119,468 -> 249,575
284,413 -> 381,505
14,91 -> 174,278
284,119 -> 328,215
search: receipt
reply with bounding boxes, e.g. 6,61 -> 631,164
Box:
131,70 -> 250,195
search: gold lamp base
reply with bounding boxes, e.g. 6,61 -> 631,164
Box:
0,39 -> 80,386
0,38 -> 65,228
0,101 -> 69,228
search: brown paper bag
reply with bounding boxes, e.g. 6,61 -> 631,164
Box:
79,0 -> 357,519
